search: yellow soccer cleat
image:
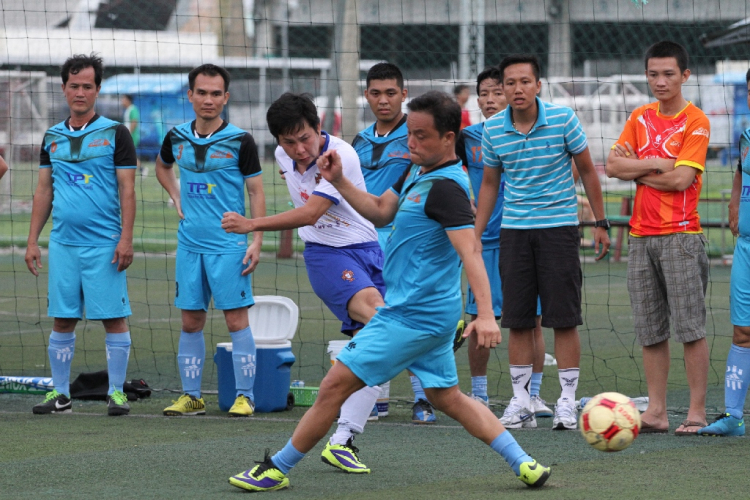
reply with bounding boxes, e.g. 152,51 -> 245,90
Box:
228,394 -> 255,417
518,460 -> 551,488
163,394 -> 206,416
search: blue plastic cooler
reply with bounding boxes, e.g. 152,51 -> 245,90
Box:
214,296 -> 299,413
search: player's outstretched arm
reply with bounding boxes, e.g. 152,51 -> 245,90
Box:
155,155 -> 183,219
317,149 -> 398,226
573,147 -> 610,261
0,155 -> 7,180
729,167 -> 740,237
474,166 -> 500,243
25,168 -> 53,276
242,175 -> 266,275
223,194 -> 333,234
447,227 -> 501,349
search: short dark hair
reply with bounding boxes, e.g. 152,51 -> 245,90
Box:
498,54 -> 541,82
266,93 -> 320,140
644,41 -> 689,73
366,62 -> 404,89
407,91 -> 461,137
476,67 -> 502,94
122,94 -> 134,103
61,53 -> 104,87
746,68 -> 750,84
188,64 -> 231,92
453,84 -> 470,96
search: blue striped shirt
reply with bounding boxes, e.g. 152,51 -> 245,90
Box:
481,97 -> 587,229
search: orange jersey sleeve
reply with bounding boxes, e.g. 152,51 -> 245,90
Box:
674,107 -> 710,171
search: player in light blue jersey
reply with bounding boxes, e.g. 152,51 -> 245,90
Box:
354,62 -> 438,423
25,54 -> 137,416
155,64 -> 266,418
456,67 -> 552,420
223,93 -> 385,474
476,54 -> 610,431
228,91 -> 550,493
699,69 -> 750,437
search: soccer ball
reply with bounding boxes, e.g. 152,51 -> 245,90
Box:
579,392 -> 641,452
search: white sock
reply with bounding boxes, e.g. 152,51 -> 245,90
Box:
509,364 -> 532,409
558,368 -> 580,401
330,385 -> 380,446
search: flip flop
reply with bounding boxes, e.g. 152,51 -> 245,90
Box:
640,421 -> 668,434
674,419 -> 707,436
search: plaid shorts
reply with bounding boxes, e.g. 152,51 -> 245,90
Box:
627,233 -> 708,346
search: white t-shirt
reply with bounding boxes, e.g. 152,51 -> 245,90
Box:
275,133 -> 378,247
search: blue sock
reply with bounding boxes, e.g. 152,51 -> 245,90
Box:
725,344 -> 750,419
411,375 -> 426,402
491,431 -> 533,476
530,372 -> 543,398
48,331 -> 76,397
231,326 -> 256,401
271,438 -> 305,474
105,332 -> 131,395
471,376 -> 488,400
177,330 -> 205,398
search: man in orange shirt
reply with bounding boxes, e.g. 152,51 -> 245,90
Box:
606,40 -> 710,436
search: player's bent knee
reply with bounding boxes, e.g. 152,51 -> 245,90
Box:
101,317 -> 128,333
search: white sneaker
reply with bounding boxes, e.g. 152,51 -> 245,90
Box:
552,397 -> 578,430
530,395 -> 553,418
499,397 -> 537,429
469,393 -> 490,408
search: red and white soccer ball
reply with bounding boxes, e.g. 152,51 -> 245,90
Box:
579,392 -> 641,452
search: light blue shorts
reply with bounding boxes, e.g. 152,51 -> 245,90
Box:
336,311 -> 458,389
731,236 -> 750,327
466,245 -> 502,317
175,247 -> 254,311
47,241 -> 131,320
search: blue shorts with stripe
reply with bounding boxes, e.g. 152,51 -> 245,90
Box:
336,311 -> 458,388
175,247 -> 254,311
731,236 -> 750,327
47,241 -> 131,320
303,241 -> 385,334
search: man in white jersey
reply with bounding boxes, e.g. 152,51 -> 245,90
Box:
222,92 -> 384,474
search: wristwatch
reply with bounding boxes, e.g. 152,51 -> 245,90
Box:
594,219 -> 611,230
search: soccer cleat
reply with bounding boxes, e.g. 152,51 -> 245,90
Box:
163,393 -> 206,416
552,397 -> 577,430
499,397 -> 537,429
518,460 -> 551,488
530,395 -> 553,418
469,392 -> 490,408
453,319 -> 467,351
697,413 -> 745,437
229,450 -> 290,492
107,390 -> 130,416
228,395 -> 255,417
321,437 -> 371,474
412,398 -> 437,424
32,390 -> 72,415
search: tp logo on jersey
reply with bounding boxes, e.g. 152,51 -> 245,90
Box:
187,182 -> 218,199
66,172 -> 94,189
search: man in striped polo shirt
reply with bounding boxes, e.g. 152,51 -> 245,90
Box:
475,54 -> 610,431
607,41 -> 710,436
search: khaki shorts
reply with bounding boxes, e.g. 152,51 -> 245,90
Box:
627,233 -> 708,346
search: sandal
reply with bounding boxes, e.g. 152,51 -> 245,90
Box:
674,419 -> 707,436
